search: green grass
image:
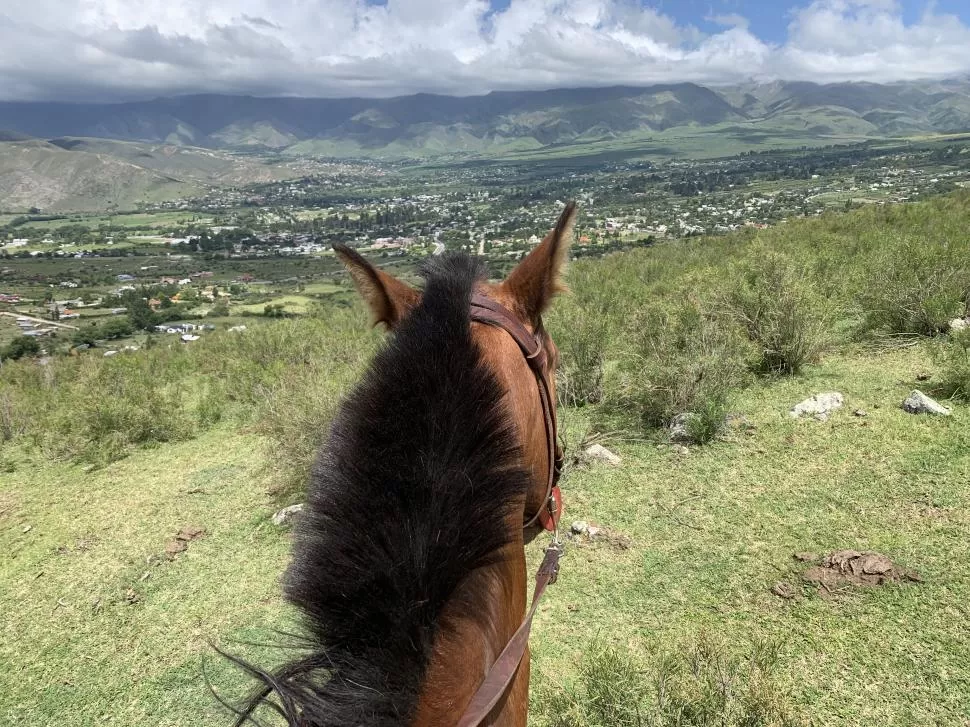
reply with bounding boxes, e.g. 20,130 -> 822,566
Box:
235,295 -> 317,315
0,428 -> 293,726
3,193 -> 970,725
10,211 -> 210,233
531,345 -> 970,726
2,345 -> 968,725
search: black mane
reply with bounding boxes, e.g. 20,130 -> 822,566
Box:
233,254 -> 529,726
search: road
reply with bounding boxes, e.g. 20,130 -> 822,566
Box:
0,311 -> 80,330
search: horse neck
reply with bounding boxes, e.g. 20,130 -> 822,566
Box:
410,532 -> 530,726
410,327 -> 545,726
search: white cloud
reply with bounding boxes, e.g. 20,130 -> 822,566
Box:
0,0 -> 968,101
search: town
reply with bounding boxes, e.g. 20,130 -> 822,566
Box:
2,134 -> 970,358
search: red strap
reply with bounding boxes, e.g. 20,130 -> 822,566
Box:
455,545 -> 562,727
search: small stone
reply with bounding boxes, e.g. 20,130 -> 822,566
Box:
772,581 -> 796,599
853,409 -> 868,417
673,444 -> 690,456
790,392 -> 844,419
949,318 -> 969,333
916,372 -> 932,382
272,503 -> 305,526
668,413 -> 695,442
902,390 -> 952,416
21,524 -> 32,533
584,444 -> 621,466
586,525 -> 602,539
570,520 -> 589,535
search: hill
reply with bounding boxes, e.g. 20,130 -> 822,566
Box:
0,138 -> 299,212
1,193 -> 969,724
1,80 -> 970,158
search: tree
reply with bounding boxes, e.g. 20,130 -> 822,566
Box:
209,299 -> 230,318
127,299 -> 158,331
1,336 -> 41,361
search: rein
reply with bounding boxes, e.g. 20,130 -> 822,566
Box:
456,293 -> 566,727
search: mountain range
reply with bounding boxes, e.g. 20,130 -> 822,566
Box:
2,79 -> 970,211
2,79 -> 970,157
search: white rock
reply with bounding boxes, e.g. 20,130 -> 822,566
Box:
790,392 -> 844,420
272,503 -> 305,526
668,413 -> 695,442
570,520 -> 589,535
950,318 -> 969,332
585,443 -> 621,466
902,390 -> 952,416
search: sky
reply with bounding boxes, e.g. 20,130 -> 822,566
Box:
1,0 -> 969,102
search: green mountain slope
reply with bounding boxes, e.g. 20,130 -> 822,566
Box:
3,80 -> 968,160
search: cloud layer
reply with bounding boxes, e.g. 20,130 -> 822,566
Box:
1,0 -> 969,101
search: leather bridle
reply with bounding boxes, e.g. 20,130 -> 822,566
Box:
455,292 -> 566,727
469,292 -> 563,532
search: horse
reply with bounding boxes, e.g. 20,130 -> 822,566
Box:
229,202 -> 577,726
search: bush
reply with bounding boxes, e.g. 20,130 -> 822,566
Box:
934,329 -> 970,400
725,249 -> 836,375
548,262 -> 619,407
1,335 -> 41,361
34,353 -> 197,464
856,233 -> 970,337
196,307 -> 376,499
535,633 -> 803,727
603,297 -> 750,442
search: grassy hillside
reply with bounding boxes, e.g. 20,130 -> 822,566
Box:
2,193 -> 970,725
2,80 -> 970,160
0,140 -> 197,212
0,138 -> 300,212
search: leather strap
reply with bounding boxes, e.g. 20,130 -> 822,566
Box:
469,293 -> 562,531
454,545 -> 562,727
455,292 -> 565,727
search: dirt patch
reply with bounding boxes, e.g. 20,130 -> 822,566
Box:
568,522 -> 632,550
800,550 -> 921,596
163,525 -> 205,560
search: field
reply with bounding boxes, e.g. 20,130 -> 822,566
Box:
2,346 -> 967,726
2,192 -> 970,725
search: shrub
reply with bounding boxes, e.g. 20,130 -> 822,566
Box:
1,335 -> 41,361
603,297 -> 750,442
35,354 -> 197,464
197,307 -> 376,499
725,249 -> 836,374
856,233 -> 970,337
934,329 -> 970,400
535,633 -> 803,727
548,278 -> 614,407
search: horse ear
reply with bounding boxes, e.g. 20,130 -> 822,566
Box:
334,244 -> 420,328
502,201 -> 577,324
